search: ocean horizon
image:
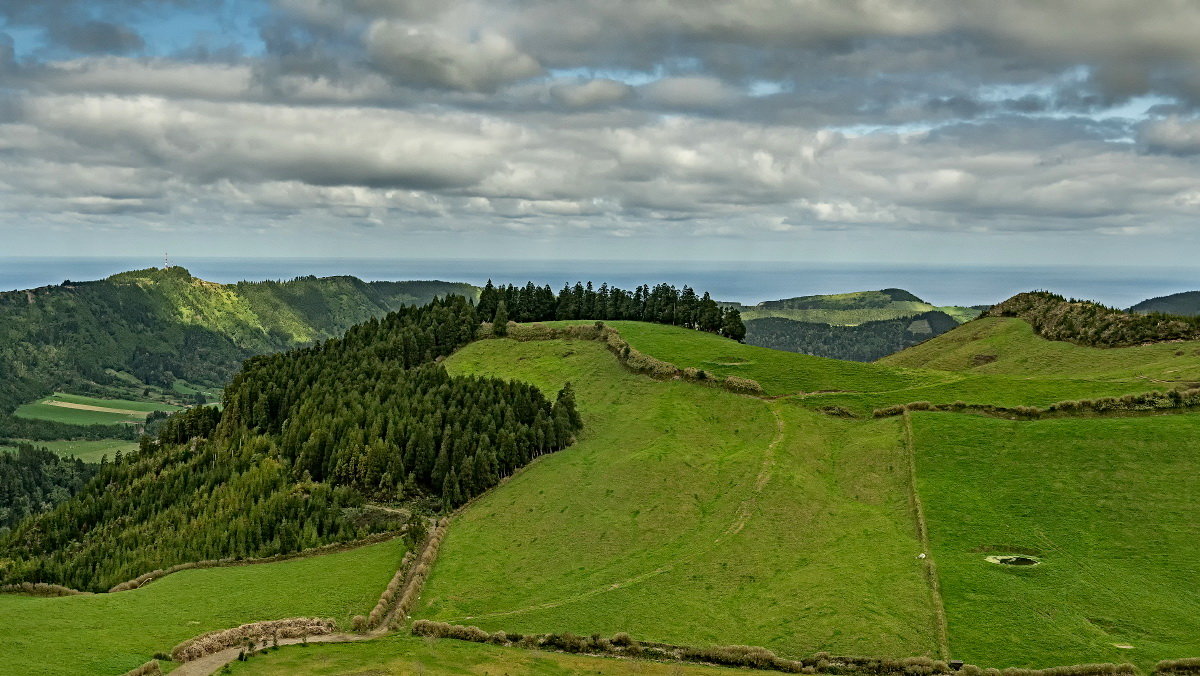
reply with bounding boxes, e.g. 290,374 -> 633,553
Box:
2,256 -> 1197,309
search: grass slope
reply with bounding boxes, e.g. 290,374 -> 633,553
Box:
912,413 -> 1200,670
226,634 -> 751,675
0,538 -> 404,676
417,337 -> 939,659
571,320 -> 946,395
881,317 -> 1200,382
570,321 -> 1168,417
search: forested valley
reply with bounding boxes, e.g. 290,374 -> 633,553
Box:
0,296 -> 584,591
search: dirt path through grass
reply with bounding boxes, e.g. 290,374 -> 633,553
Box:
170,633 -> 365,676
901,412 -> 950,660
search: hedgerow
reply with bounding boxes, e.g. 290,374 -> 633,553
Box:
874,388 -> 1200,420
410,622 -> 1134,676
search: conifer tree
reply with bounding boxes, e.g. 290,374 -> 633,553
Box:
721,308 -> 747,342
493,300 -> 509,337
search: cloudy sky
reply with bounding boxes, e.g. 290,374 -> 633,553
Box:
2,1 -> 1200,264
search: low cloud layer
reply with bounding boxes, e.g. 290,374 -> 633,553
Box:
2,0 -> 1199,259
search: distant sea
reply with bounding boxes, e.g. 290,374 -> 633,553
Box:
1,257 -> 1197,308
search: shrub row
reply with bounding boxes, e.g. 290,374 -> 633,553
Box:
119,660 -> 162,676
483,321 -> 766,396
410,622 -> 1133,676
873,388 -> 1200,420
355,550 -> 416,632
171,617 -> 335,662
388,517 -> 450,631
108,531 -> 399,592
1158,658 -> 1200,675
0,582 -> 87,597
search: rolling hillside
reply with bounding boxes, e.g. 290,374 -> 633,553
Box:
411,317 -> 1200,671
880,316 -> 1200,382
420,337 -> 941,659
0,266 -> 477,418
7,292 -> 1200,675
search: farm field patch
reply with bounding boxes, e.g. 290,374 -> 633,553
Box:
912,412 -> 1200,670
0,538 -> 405,676
14,392 -> 181,426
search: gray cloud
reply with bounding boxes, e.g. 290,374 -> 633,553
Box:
1140,117 -> 1200,155
2,0 -> 1200,256
364,22 -> 542,92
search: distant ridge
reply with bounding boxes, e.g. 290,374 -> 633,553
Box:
0,267 -> 478,420
724,288 -> 979,361
1130,290 -> 1200,316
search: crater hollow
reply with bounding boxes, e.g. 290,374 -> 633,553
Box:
986,555 -> 1041,566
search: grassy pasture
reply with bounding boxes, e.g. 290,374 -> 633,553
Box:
797,374 -> 1172,418
882,317 -> 1200,382
0,538 -> 405,676
1,438 -> 138,462
543,319 -> 947,395
419,337 -> 939,659
226,634 -> 751,675
553,320 -> 1170,416
912,412 -> 1200,670
14,392 -> 181,426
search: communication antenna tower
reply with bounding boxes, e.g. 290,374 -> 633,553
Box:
164,251 -> 170,269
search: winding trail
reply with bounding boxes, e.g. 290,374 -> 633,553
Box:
449,398 -> 786,624
169,633 -> 365,676
900,411 -> 951,660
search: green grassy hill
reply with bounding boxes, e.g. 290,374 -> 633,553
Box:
880,316 -> 1200,382
583,321 -> 1168,417
411,321 -> 1199,671
418,336 -> 941,659
574,320 -> 946,395
0,538 -> 404,675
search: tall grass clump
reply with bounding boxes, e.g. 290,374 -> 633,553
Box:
1157,658 -> 1200,676
119,660 -> 162,676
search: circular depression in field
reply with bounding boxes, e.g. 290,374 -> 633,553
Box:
985,555 -> 1041,566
